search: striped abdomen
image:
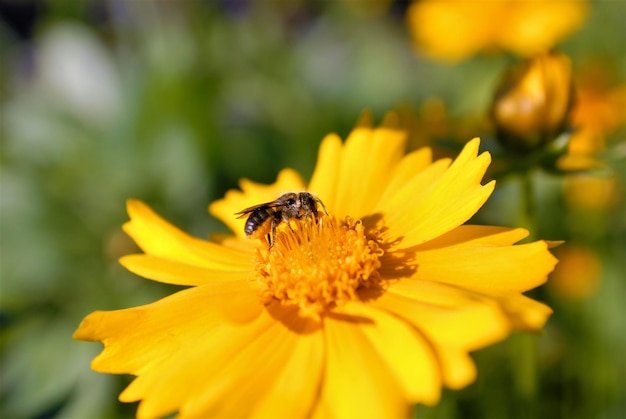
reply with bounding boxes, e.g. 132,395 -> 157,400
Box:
244,207 -> 275,239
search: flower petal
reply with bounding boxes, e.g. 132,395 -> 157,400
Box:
365,282 -> 510,389
124,200 -> 253,269
433,344 -> 478,390
410,225 -> 530,250
500,0 -> 588,56
382,282 -> 511,350
235,304 -> 325,419
307,133 -> 343,211
73,281 -> 262,377
335,302 -> 442,405
407,0 -> 587,61
414,239 -> 558,294
407,0 -> 497,61
89,294 -> 326,419
377,146 -> 433,204
380,138 -> 495,246
494,293 -> 553,331
331,126 -> 407,219
209,168 -> 306,237
120,254 -> 253,286
376,157 -> 452,217
123,308 -> 279,419
174,304 -> 324,419
313,314 -> 409,419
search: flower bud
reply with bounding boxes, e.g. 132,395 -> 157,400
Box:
491,51 -> 574,152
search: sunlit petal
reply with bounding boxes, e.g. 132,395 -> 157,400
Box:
308,133 -> 343,211
414,240 -> 557,293
73,281 -> 262,377
313,314 -> 409,419
336,302 -> 442,404
120,254 -> 252,286
381,138 -> 495,246
332,126 -> 407,219
124,200 -> 252,269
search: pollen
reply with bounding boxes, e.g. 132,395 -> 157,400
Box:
255,216 -> 383,318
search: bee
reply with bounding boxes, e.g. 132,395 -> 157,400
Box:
235,192 -> 328,248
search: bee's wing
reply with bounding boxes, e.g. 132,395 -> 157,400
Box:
234,201 -> 281,218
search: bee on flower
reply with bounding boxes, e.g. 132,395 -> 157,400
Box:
74,114 -> 557,419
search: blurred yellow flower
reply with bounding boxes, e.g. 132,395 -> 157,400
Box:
490,51 -> 574,152
407,0 -> 588,62
549,243 -> 601,300
74,120 -> 557,418
564,174 -> 621,211
558,68 -> 626,170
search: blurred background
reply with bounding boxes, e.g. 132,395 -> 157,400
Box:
1,1 -> 624,418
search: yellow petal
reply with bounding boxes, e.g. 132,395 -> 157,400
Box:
73,281 -> 262,376
120,254 -> 252,286
173,304 -> 324,419
354,108 -> 375,127
376,157 -> 452,217
432,344 -> 478,390
332,126 -> 407,219
409,225 -> 529,251
407,0 -> 498,61
494,293 -> 553,331
501,0 -> 588,56
210,233 -> 261,253
332,127 -> 375,218
123,306 -> 278,419
378,283 -> 511,350
313,314 -> 409,419
365,283 -> 510,389
307,133 -> 343,211
235,305 -> 325,419
407,0 -> 587,61
377,146 -> 433,204
209,168 -> 306,237
124,200 -> 252,269
335,302 -> 442,405
414,239 -> 558,294
381,138 -> 494,246
348,127 -> 408,216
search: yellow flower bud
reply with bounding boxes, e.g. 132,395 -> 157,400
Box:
491,51 -> 574,152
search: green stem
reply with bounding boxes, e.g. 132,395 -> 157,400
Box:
511,333 -> 539,407
511,170 -> 539,412
519,170 -> 538,241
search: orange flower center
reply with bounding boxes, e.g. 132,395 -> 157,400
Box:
255,216 -> 383,318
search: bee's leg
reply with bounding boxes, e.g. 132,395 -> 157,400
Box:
316,198 -> 329,216
282,213 -> 297,232
268,218 -> 279,249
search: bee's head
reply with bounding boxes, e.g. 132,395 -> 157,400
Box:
277,192 -> 301,217
277,192 -> 325,219
298,192 -> 316,210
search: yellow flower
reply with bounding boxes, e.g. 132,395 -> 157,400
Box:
548,243 -> 601,300
563,174 -> 621,211
490,51 -> 574,152
558,67 -> 626,171
407,0 -> 588,62
74,119 -> 557,418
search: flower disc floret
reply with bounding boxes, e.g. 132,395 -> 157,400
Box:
256,216 -> 383,317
